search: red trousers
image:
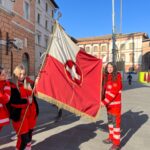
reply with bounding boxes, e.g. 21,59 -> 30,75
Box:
107,106 -> 121,146
12,102 -> 37,150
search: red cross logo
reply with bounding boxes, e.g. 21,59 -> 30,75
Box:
64,60 -> 82,85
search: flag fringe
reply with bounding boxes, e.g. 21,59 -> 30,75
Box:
36,92 -> 101,122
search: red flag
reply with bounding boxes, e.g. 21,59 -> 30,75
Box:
144,72 -> 147,82
148,72 -> 150,83
36,22 -> 102,119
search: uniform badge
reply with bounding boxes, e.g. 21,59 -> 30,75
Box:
107,85 -> 112,89
113,83 -> 117,87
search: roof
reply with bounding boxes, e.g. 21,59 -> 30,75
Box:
77,32 -> 149,42
143,39 -> 150,42
50,0 -> 59,9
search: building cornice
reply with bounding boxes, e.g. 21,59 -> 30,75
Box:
50,0 -> 59,9
0,6 -> 15,17
77,32 -> 149,43
12,20 -> 35,35
12,10 -> 34,26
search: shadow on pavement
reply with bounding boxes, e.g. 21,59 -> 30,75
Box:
120,110 -> 148,149
98,110 -> 148,149
0,102 -> 80,148
32,120 -> 103,150
1,147 -> 14,150
123,81 -> 150,91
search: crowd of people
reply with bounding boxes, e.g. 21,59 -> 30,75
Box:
0,62 -> 122,150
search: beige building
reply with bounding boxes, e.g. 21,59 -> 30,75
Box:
142,39 -> 150,70
77,32 -> 149,72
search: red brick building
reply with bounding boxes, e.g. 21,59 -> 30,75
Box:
0,0 -> 35,76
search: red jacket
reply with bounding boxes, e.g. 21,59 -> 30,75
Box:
102,72 -> 122,107
9,77 -> 39,122
0,80 -> 11,127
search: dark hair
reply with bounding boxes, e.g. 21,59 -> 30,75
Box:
0,66 -> 4,75
104,62 -> 118,83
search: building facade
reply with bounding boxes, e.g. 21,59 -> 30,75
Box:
77,33 -> 149,72
35,0 -> 58,75
142,39 -> 150,71
0,0 -> 35,76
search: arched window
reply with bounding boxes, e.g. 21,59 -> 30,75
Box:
22,53 -> 29,75
93,46 -> 98,52
101,45 -> 106,52
120,44 -> 125,50
85,46 -> 90,52
129,53 -> 133,63
120,53 -> 125,61
129,43 -> 134,49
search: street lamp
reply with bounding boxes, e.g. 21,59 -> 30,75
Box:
6,32 -> 16,55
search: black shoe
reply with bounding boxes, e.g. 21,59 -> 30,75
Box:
103,138 -> 112,144
54,116 -> 62,123
109,144 -> 120,150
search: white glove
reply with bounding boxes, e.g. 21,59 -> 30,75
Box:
28,96 -> 33,104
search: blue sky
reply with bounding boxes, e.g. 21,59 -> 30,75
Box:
55,0 -> 150,39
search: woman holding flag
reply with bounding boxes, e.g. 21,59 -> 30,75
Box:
101,62 -> 122,150
10,64 -> 39,150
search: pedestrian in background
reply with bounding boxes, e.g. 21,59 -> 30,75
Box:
127,73 -> 132,85
101,62 -> 122,150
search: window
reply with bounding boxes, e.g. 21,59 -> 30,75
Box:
0,0 -> 2,4
38,0 -> 40,4
129,53 -> 133,63
37,34 -> 41,45
24,38 -> 28,47
120,44 -> 125,50
93,46 -> 98,52
51,25 -> 54,33
101,45 -> 106,51
129,43 -> 134,49
46,3 -> 48,12
51,10 -> 54,18
45,38 -> 48,48
24,1 -> 30,20
37,13 -> 41,24
45,20 -> 48,29
120,53 -> 125,61
101,54 -> 105,58
85,47 -> 90,52
40,52 -> 42,57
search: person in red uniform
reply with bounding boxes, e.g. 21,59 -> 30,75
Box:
10,64 -> 39,150
101,62 -> 122,150
0,66 -> 11,131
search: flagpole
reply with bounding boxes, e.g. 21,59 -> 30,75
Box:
120,0 -> 122,34
112,0 -> 116,64
17,15 -> 63,135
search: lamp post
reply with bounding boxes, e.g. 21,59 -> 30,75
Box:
112,0 -> 116,64
6,33 -> 16,55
